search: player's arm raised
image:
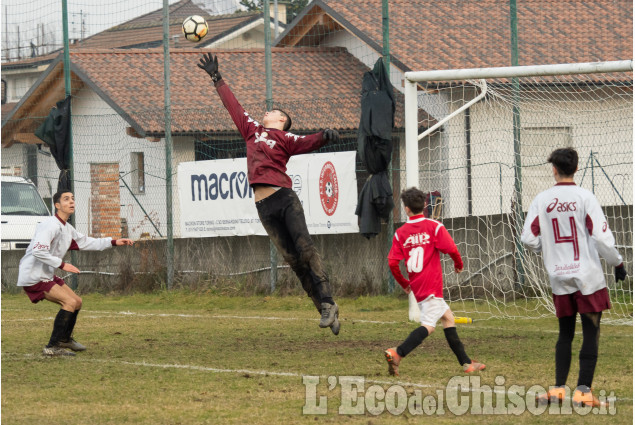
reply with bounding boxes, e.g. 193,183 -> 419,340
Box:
198,53 -> 256,140
287,129 -> 339,156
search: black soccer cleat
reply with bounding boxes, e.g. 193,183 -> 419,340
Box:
330,316 -> 340,335
58,338 -> 87,352
319,302 -> 338,328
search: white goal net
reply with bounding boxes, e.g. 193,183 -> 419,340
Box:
403,61 -> 633,325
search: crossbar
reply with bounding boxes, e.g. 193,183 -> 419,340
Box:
405,60 -> 633,82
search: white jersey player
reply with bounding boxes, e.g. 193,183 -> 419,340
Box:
17,190 -> 134,357
521,181 -> 623,296
521,147 -> 626,408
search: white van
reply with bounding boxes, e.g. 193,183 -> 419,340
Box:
1,176 -> 51,250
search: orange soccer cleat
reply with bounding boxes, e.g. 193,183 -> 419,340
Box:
536,386 -> 566,406
572,387 -> 607,408
384,348 -> 402,376
462,361 -> 486,373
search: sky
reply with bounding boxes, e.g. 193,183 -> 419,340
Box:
1,0 -> 241,61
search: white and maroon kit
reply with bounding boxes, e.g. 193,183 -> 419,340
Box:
521,182 -> 622,296
18,214 -> 114,287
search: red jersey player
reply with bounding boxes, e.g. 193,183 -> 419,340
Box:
521,147 -> 626,408
384,187 -> 485,376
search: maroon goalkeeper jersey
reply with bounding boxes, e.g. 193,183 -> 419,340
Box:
215,80 -> 326,188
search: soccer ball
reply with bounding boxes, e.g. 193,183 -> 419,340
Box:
182,15 -> 208,42
325,181 -> 333,198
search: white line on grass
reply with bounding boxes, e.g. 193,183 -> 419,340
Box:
4,309 -> 632,336
2,353 -> 630,403
2,315 -> 131,322
95,358 -> 632,402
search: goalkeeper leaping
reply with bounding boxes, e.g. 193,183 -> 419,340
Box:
197,53 -> 341,335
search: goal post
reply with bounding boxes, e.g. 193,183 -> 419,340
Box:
403,61 -> 633,324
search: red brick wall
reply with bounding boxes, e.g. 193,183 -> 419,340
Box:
90,163 -> 121,238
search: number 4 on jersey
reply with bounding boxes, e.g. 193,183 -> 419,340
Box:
551,217 -> 580,261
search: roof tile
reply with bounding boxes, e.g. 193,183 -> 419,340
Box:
288,0 -> 632,71
69,47 -> 422,133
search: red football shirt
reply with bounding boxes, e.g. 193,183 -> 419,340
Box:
215,80 -> 326,188
388,215 -> 463,301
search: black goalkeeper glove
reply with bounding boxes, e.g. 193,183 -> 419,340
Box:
323,129 -> 340,144
197,53 -> 222,83
615,264 -> 627,282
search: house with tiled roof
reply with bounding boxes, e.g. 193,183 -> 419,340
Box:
2,47 -> 406,238
275,0 -> 633,216
1,0 -> 286,106
278,0 -> 632,73
275,0 -> 633,217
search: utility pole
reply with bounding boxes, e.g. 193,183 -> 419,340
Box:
163,0 -> 175,289
3,6 -> 9,61
16,25 -> 21,60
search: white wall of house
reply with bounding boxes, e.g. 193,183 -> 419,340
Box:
171,134 -> 195,237
205,20 -> 285,50
1,144 -> 26,174
1,138 -> 58,206
320,29 -> 466,219
422,86 -> 633,219
35,87 -> 199,240
319,27 -> 632,220
63,88 -> 165,239
319,30 -> 405,95
2,65 -> 49,103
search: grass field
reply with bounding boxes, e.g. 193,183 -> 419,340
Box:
2,292 -> 632,424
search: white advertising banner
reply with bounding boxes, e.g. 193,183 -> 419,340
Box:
178,151 -> 359,237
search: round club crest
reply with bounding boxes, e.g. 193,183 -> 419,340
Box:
319,161 -> 339,216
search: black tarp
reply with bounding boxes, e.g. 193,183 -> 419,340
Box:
34,95 -> 72,192
355,58 -> 395,239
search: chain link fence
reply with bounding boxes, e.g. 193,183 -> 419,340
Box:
1,1 -> 632,322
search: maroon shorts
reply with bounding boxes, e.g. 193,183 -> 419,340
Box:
552,287 -> 611,318
22,276 -> 66,303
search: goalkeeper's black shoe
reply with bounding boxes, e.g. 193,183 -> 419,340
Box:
319,302 -> 338,328
58,338 -> 87,352
330,315 -> 340,335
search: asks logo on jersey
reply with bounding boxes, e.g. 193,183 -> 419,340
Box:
33,242 -> 49,250
546,198 -> 577,213
403,232 -> 430,249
